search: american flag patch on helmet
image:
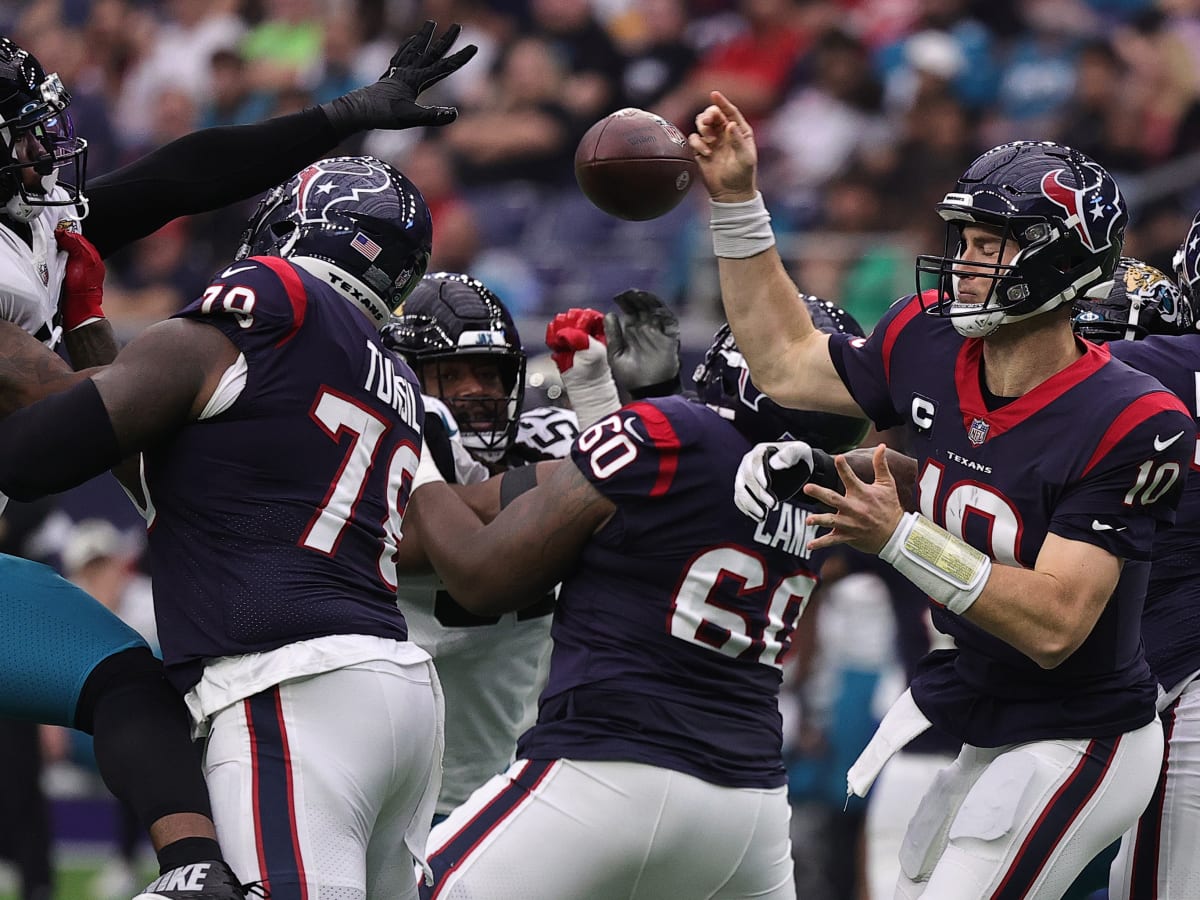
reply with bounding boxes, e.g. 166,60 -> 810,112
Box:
351,232 -> 382,261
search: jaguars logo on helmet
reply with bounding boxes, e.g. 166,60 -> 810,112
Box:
693,295 -> 870,452
916,141 -> 1127,338
0,36 -> 88,222
1073,257 -> 1194,343
382,272 -> 527,465
236,156 -> 431,329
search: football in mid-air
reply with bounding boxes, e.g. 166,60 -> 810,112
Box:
574,108 -> 698,221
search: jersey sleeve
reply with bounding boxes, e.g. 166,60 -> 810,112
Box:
173,256 -> 307,353
826,293 -> 929,430
1051,394 -> 1195,560
513,406 -> 580,463
570,400 -> 690,502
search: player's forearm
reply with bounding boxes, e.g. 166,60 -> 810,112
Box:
717,249 -> 816,395
0,320 -> 92,418
408,482 -> 558,614
63,319 -> 119,370
958,564 -> 1108,669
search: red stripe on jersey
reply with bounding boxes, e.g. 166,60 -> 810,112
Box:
254,256 -> 308,347
956,339 -> 1110,440
628,402 -> 681,496
1082,391 -> 1192,477
881,292 -> 930,383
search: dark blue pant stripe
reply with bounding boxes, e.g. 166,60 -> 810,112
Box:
991,736 -> 1120,899
423,760 -> 557,899
247,689 -> 307,899
1129,703 -> 1177,900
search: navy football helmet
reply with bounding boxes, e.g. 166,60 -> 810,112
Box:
916,141 -> 1127,338
382,272 -> 526,464
1173,207 -> 1200,314
1072,257 -> 1194,343
236,156 -> 431,329
0,37 -> 87,222
693,296 -> 870,452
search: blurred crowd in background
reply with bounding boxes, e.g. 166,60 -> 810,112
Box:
7,0 -> 1200,338
3,0 -> 1200,897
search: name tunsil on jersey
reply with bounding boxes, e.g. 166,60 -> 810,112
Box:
364,341 -> 420,430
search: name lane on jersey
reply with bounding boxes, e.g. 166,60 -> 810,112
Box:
752,499 -> 820,558
364,341 -> 420,430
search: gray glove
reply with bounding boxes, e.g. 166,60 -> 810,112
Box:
603,290 -> 682,399
320,21 -> 478,136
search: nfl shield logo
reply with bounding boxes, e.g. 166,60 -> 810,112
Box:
968,417 -> 990,446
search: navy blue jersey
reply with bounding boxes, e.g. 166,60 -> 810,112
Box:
1109,333 -> 1200,692
828,293 -> 1194,747
516,396 -> 826,789
144,257 -> 424,691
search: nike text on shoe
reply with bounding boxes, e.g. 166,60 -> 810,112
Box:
133,860 -> 262,900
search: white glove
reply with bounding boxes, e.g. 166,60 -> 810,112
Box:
734,441 -> 816,520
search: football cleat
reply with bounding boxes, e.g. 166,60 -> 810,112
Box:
132,860 -> 265,900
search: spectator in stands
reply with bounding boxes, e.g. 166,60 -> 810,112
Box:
200,48 -> 274,129
527,0 -> 626,120
444,35 -> 583,188
615,0 -> 698,112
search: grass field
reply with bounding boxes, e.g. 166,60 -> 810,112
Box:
0,848 -> 157,900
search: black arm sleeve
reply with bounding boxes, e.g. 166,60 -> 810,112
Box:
0,379 -> 122,501
84,108 -> 341,258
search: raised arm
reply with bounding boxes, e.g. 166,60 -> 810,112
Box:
85,21 -> 477,257
689,91 -> 859,416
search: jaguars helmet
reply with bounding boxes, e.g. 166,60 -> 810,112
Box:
1072,257 -> 1194,343
236,156 -> 431,329
382,272 -> 526,464
693,296 -> 870,452
915,141 -> 1127,338
1173,207 -> 1200,315
0,37 -> 87,222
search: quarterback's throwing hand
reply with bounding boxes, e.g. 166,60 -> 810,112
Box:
320,20 -> 478,135
734,441 -> 816,521
804,444 -> 904,554
688,91 -> 758,202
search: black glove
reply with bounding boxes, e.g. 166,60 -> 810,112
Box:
604,290 -> 682,399
320,21 -> 478,137
765,445 -> 842,511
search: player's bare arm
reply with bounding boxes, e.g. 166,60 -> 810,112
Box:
407,459 -> 614,615
804,445 -> 1122,668
689,90 -> 857,414
0,319 -> 92,416
393,460 -> 561,574
89,318 -> 240,453
0,318 -> 237,501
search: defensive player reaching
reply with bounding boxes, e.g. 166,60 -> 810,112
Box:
1072,254 -> 1200,899
693,90 -> 1194,898
403,297 -> 867,899
0,25 -> 474,900
0,157 -> 447,900
386,273 -> 571,822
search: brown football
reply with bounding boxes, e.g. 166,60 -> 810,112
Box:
574,108 -> 698,221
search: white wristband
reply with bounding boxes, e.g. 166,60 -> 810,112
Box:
561,361 -> 621,430
879,512 -> 992,615
710,192 -> 776,259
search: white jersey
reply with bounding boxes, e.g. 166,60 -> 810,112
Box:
398,402 -> 577,815
0,188 -> 84,349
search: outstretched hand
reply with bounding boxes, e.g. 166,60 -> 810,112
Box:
687,91 -> 758,202
803,444 -> 905,554
604,289 -> 681,396
320,20 -> 478,135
